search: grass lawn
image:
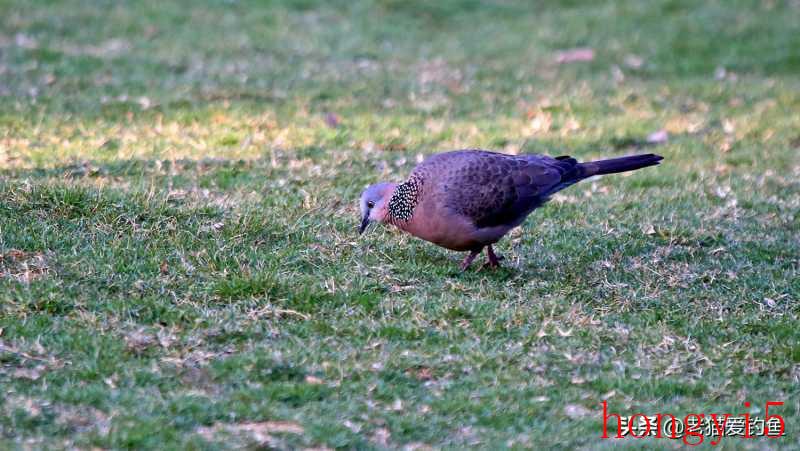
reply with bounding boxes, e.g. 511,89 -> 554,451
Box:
1,0 -> 799,448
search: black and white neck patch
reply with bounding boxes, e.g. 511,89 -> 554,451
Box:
388,176 -> 421,222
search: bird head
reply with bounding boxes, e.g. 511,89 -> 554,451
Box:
358,182 -> 394,234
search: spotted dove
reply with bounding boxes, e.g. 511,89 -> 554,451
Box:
359,150 -> 663,270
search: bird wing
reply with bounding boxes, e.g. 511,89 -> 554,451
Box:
419,150 -> 578,229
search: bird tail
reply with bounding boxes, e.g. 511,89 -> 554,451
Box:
577,153 -> 663,178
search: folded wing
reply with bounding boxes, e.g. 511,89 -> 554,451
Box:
420,151 -> 579,229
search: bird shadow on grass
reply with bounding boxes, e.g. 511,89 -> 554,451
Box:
453,267 -> 516,281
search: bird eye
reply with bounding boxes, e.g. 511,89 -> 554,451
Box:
367,201 -> 375,209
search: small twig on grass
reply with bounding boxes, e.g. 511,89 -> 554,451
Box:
0,343 -> 52,363
248,307 -> 310,321
273,308 -> 310,320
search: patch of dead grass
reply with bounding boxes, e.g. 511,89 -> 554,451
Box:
0,249 -> 51,283
196,420 -> 304,447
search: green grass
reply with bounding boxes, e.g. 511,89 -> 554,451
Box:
1,0 -> 799,449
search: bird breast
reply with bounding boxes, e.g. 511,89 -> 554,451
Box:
396,197 -> 488,251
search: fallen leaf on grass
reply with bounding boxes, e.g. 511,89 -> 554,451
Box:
5,396 -> 42,417
0,341 -> 58,364
624,54 -> 644,69
564,404 -> 591,419
391,399 -> 404,412
403,442 -> 435,451
158,329 -> 177,348
371,427 -> 391,447
646,129 -> 669,144
0,249 -> 50,283
714,66 -> 737,81
536,326 -> 548,338
343,420 -> 362,433
55,404 -> 111,435
556,327 -> 573,337
13,366 -> 44,380
527,110 -> 552,134
125,329 -> 156,353
7,249 -> 26,259
722,118 -> 736,134
555,48 -> 595,63
304,375 -> 324,384
324,112 -> 340,128
407,366 -> 433,381
611,65 -> 625,83
197,421 -> 304,445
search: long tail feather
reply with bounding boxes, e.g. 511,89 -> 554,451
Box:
578,154 -> 663,177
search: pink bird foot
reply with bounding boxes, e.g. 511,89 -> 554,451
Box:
460,249 -> 481,272
481,245 -> 505,270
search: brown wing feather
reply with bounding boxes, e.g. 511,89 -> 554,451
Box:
414,150 -> 576,229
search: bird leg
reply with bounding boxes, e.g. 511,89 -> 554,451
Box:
483,245 -> 505,269
459,249 -> 482,271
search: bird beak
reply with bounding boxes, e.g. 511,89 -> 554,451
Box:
359,215 -> 371,235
